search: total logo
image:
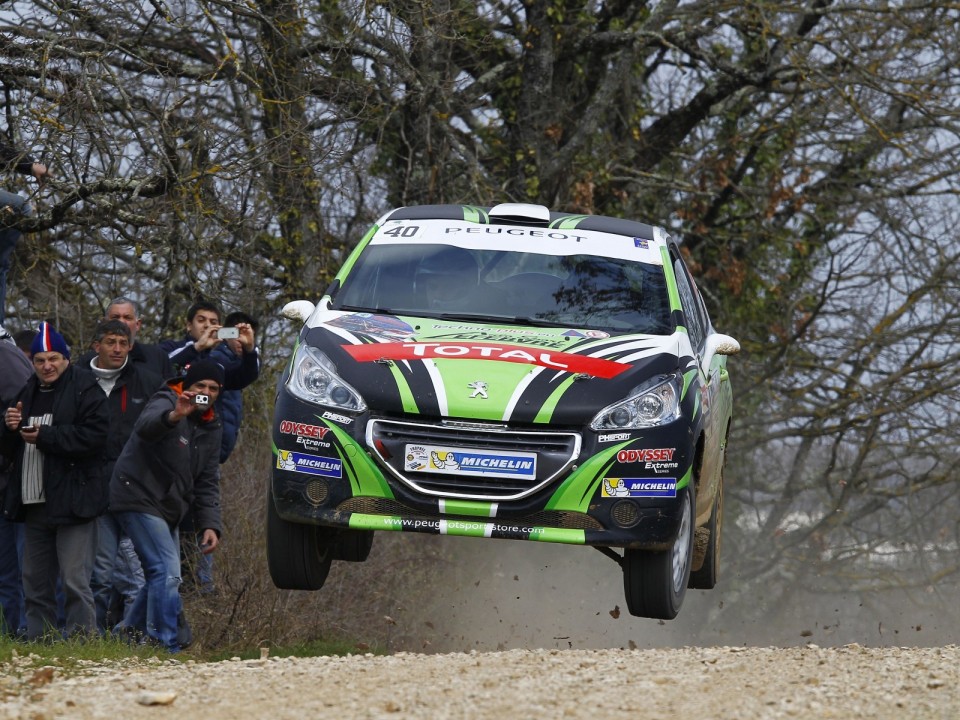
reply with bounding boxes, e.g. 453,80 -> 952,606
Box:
342,341 -> 628,378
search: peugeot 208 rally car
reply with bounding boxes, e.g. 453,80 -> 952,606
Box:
268,203 -> 739,619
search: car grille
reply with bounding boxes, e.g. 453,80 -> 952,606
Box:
366,418 -> 582,501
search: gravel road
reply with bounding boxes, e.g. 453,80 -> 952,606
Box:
3,644 -> 957,719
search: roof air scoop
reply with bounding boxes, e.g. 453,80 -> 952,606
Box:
489,202 -> 551,226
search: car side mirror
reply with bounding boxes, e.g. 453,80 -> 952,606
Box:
707,333 -> 740,357
281,300 -> 316,323
701,333 -> 740,375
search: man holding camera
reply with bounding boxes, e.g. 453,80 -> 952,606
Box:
108,360 -> 224,652
161,300 -> 259,389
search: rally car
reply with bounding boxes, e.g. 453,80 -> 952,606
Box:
267,202 -> 739,619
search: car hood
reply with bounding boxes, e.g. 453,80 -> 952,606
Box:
305,311 -> 685,425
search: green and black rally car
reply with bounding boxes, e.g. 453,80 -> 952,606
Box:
268,203 -> 739,619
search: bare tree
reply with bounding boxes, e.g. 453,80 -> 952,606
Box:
2,0 -> 959,640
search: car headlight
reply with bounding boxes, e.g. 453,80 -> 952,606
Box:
590,375 -> 681,430
286,344 -> 367,412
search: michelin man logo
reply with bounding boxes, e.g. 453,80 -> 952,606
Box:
467,381 -> 488,399
430,451 -> 460,470
603,478 -> 630,497
277,450 -> 296,471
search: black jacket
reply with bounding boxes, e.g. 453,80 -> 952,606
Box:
0,342 -> 32,496
160,335 -> 260,391
109,380 -> 222,533
0,365 -> 110,524
94,359 -> 164,479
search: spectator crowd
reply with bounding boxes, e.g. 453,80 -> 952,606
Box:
0,299 -> 261,652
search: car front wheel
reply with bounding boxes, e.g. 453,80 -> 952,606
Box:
266,490 -> 334,590
622,485 -> 694,619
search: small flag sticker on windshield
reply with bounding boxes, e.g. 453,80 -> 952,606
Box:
634,238 -> 649,249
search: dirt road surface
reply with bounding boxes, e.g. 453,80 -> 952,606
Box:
2,644 -> 957,719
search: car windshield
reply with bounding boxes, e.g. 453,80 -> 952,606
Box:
332,243 -> 673,335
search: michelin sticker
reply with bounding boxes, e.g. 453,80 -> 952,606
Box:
277,450 -> 343,478
602,478 -> 677,498
406,444 -> 536,480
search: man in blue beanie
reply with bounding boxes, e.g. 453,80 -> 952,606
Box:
0,322 -> 109,640
107,358 -> 224,652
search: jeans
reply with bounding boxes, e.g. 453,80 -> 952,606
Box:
22,505 -> 98,640
0,189 -> 30,324
116,511 -> 181,652
0,515 -> 25,637
91,514 -> 145,632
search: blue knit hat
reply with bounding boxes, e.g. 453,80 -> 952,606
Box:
30,322 -> 70,359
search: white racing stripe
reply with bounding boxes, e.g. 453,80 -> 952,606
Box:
424,359 -> 448,415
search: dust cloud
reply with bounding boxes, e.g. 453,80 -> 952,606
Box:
376,535 -> 959,654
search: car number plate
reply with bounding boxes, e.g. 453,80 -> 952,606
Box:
404,444 -> 537,480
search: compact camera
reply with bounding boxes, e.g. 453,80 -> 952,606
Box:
217,327 -> 239,340
194,394 -> 210,406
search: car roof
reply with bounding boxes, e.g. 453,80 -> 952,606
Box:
382,203 -> 662,243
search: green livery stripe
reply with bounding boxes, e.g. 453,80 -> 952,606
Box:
387,361 -> 420,414
439,499 -> 496,517
462,205 -> 489,224
428,358 -> 535,421
680,369 -> 697,401
533,375 -> 577,423
545,440 -> 632,511
349,514 -> 401,531
317,419 -> 394,499
346,513 -> 586,545
529,527 -> 586,544
661,246 -> 683,312
677,465 -> 692,491
551,215 -> 588,229
335,223 -> 378,282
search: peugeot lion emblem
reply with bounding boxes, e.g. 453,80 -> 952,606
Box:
468,381 -> 488,399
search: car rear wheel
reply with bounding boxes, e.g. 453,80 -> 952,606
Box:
266,490 -> 333,590
689,474 -> 723,590
622,485 -> 694,619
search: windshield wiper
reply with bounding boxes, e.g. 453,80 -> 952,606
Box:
334,304 -> 401,315
437,312 -> 567,328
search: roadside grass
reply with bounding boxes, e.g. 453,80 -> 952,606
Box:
0,634 -> 380,671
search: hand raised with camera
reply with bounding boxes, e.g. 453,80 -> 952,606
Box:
167,390 -> 200,424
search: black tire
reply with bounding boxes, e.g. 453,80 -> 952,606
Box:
331,530 -> 374,562
688,474 -> 723,590
266,491 -> 333,590
622,485 -> 694,620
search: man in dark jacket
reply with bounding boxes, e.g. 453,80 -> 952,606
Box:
109,360 -> 223,652
210,311 -> 260,464
86,320 -> 163,632
0,323 -> 109,640
0,334 -> 32,636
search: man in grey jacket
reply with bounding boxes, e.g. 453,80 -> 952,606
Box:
108,360 -> 223,652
